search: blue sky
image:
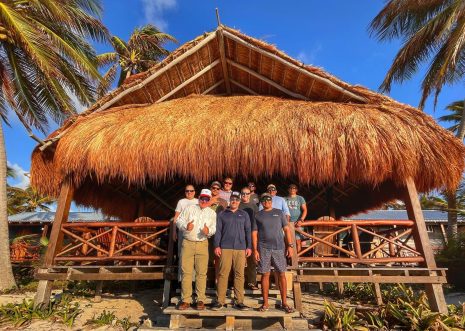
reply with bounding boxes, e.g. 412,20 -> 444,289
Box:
6,0 -> 464,195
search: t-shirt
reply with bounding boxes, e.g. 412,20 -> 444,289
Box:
285,195 -> 306,222
219,190 -> 232,204
239,201 -> 258,222
252,208 -> 288,250
258,195 -> 290,216
250,193 -> 260,205
175,198 -> 199,213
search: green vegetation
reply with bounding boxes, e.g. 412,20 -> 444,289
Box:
0,295 -> 81,327
85,310 -> 137,331
321,284 -> 465,330
437,233 -> 465,290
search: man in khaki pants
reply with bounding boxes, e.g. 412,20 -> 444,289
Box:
176,189 -> 217,310
212,192 -> 252,311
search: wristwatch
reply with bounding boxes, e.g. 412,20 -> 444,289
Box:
288,243 -> 294,248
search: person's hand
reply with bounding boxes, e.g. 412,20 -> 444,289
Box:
254,250 -> 260,262
186,220 -> 194,231
202,223 -> 209,236
245,248 -> 252,257
215,247 -> 222,257
295,220 -> 302,228
286,246 -> 293,257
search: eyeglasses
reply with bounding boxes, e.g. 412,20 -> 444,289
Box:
241,192 -> 251,195
185,190 -> 195,193
268,188 -> 277,192
211,187 -> 220,191
224,182 -> 233,185
199,197 -> 210,202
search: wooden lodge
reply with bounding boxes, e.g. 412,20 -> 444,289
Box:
29,24 -> 465,327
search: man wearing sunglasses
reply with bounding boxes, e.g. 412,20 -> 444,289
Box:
209,181 -> 227,213
258,184 -> 291,222
252,193 -> 294,313
212,192 -> 252,311
219,177 -> 234,203
285,184 -> 307,253
176,189 -> 217,311
239,187 -> 259,290
173,185 -> 199,280
248,182 -> 260,205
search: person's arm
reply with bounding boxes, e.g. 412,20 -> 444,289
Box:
176,207 -> 189,230
214,214 -> 223,248
207,211 -> 217,237
282,198 -> 291,218
296,197 -> 307,227
252,230 -> 260,261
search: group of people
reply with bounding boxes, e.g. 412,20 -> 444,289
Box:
172,178 -> 307,313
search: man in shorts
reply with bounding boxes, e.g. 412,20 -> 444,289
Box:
252,193 -> 295,313
285,184 -> 307,252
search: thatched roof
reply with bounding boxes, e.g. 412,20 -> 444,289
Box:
30,26 -> 465,220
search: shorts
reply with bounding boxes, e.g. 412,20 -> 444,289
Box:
257,246 -> 287,274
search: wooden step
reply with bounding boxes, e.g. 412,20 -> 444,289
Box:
163,306 -> 300,318
175,288 -> 282,295
170,296 -> 294,308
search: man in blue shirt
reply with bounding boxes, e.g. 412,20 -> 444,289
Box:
212,192 -> 252,311
259,184 -> 291,222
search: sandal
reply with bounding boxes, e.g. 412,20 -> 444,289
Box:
280,304 -> 295,314
246,283 -> 259,290
258,305 -> 269,312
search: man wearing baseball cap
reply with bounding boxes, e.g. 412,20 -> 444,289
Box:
212,191 -> 252,311
176,189 -> 217,310
252,193 -> 294,313
285,184 -> 307,252
259,184 -> 291,222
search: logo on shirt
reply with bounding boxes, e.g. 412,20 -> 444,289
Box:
273,214 -> 280,217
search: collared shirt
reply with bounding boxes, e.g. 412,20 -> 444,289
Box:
175,198 -> 198,213
176,204 -> 217,241
214,209 -> 251,250
259,195 -> 290,216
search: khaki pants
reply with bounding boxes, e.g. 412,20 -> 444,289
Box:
181,239 -> 209,303
245,254 -> 257,285
217,249 -> 246,305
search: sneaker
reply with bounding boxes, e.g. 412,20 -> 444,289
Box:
195,301 -> 206,310
177,301 -> 190,310
234,303 -> 250,311
211,302 -> 224,311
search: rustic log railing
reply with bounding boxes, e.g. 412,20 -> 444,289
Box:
294,220 -> 424,266
52,221 -> 170,264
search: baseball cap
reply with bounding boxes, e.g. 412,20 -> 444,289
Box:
230,191 -> 241,200
267,184 -> 277,190
260,193 -> 272,201
211,181 -> 221,188
199,189 -> 212,198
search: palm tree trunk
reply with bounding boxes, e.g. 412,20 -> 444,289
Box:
0,123 -> 16,289
446,99 -> 465,240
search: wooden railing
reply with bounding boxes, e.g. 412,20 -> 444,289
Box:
293,220 -> 424,266
53,221 -> 170,264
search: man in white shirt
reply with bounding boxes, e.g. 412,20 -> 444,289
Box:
176,189 -> 217,310
219,177 -> 234,203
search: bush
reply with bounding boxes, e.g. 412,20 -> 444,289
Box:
436,233 -> 465,290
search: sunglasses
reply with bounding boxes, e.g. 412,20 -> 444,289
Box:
211,187 -> 220,190
224,182 -> 233,185
241,192 -> 251,195
268,188 -> 277,191
185,190 -> 195,193
248,184 -> 256,187
230,198 -> 241,202
261,198 -> 272,202
199,197 -> 210,202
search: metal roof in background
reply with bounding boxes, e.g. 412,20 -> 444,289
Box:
344,209 -> 464,223
8,211 -> 118,223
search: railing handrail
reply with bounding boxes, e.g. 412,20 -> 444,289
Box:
62,221 -> 170,228
300,220 -> 414,226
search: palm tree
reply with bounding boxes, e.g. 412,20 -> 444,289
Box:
369,0 -> 465,238
439,100 -> 464,135
0,0 -> 109,289
97,24 -> 176,96
7,186 -> 54,215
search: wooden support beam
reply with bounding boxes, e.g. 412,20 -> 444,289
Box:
230,79 -> 259,95
222,30 -> 366,103
44,181 -> 74,267
201,79 -> 224,95
403,177 -> 447,314
227,59 -> 308,100
216,28 -> 231,94
156,59 -> 220,103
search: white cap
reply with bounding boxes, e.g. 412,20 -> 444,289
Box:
199,189 -> 212,198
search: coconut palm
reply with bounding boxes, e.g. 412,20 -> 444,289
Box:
439,100 -> 464,135
97,24 -> 177,96
7,186 -> 54,215
370,0 -> 465,238
0,0 -> 109,289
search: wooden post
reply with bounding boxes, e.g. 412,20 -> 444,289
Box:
163,220 -> 176,307
289,222 -> 298,268
326,186 -> 336,218
93,280 -> 103,303
403,177 -> 447,314
351,224 -> 362,260
35,181 -> 74,307
225,315 -> 235,331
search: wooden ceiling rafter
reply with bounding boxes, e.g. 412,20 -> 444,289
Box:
216,28 -> 232,94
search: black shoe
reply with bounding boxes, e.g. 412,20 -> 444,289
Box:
211,302 -> 224,311
234,303 -> 250,311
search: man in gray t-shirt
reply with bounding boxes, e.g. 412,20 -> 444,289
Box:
252,193 -> 294,313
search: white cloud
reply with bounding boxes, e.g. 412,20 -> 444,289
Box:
296,44 -> 323,65
7,162 -> 30,189
141,0 -> 177,31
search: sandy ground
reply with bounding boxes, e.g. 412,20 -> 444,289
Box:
0,287 -> 463,330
